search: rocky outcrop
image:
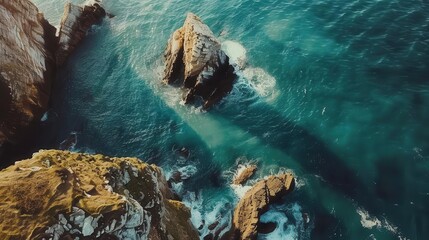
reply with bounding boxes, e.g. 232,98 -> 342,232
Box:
231,173 -> 295,239
232,164 -> 257,185
0,150 -> 199,240
163,13 -> 236,109
0,0 -> 107,159
0,0 -> 56,147
56,2 -> 106,66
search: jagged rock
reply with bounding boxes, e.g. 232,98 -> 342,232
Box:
232,164 -> 257,185
0,0 -> 56,147
163,13 -> 236,109
0,150 -> 199,240
231,173 -> 295,239
56,2 -> 106,66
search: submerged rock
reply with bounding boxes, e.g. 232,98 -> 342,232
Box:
0,150 -> 199,240
56,2 -> 106,66
231,173 -> 295,239
232,164 -> 257,185
0,0 -> 56,147
163,13 -> 236,109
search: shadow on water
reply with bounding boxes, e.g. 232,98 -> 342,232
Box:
210,96 -> 399,229
213,100 -> 364,197
212,93 -> 429,238
34,32 -> 224,193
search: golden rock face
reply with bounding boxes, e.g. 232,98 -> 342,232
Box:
232,173 -> 295,240
0,150 -> 198,240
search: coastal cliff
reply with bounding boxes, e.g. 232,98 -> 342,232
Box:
0,0 -> 107,160
0,150 -> 199,239
0,0 -> 56,147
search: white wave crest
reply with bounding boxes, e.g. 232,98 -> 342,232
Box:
356,207 -> 407,239
259,202 -> 311,240
242,67 -> 279,101
222,40 -> 247,69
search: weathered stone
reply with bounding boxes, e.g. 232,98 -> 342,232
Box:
0,150 -> 199,240
232,164 -> 257,185
231,173 -> 295,239
56,2 -> 106,66
163,13 -> 236,109
0,0 -> 56,147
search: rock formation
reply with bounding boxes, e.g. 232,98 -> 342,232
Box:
231,173 -> 295,239
232,164 -> 257,185
56,2 -> 106,66
0,0 -> 56,147
0,150 -> 199,240
163,13 -> 236,109
0,0 -> 107,160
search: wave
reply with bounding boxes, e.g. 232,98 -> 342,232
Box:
222,40 -> 280,103
259,202 -> 312,240
356,208 -> 401,235
221,40 -> 247,69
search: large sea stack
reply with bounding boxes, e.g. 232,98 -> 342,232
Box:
163,13 -> 236,109
0,150 -> 199,239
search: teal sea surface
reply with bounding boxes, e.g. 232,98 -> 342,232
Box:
33,0 -> 429,239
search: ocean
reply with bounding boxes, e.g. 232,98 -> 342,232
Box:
33,0 -> 429,239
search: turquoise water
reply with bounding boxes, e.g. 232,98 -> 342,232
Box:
34,0 -> 429,239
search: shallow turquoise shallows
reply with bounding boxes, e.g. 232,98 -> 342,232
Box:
34,0 -> 429,239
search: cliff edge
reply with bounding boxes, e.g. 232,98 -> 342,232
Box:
0,0 -> 56,147
0,150 -> 199,240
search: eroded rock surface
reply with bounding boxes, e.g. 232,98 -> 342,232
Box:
231,173 -> 295,239
163,13 -> 236,109
0,0 -> 56,146
232,164 -> 257,185
56,2 -> 106,66
0,150 -> 199,240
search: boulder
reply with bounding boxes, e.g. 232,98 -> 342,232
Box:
231,173 -> 295,239
0,150 -> 199,240
232,164 -> 257,185
56,2 -> 106,66
163,13 -> 236,109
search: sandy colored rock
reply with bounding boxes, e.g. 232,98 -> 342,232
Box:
232,164 -> 257,185
163,13 -> 236,109
0,150 -> 199,240
231,173 -> 295,239
0,0 -> 56,146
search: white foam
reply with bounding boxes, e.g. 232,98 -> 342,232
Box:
259,203 -> 308,240
242,67 -> 279,101
40,112 -> 49,122
231,184 -> 252,199
356,208 -> 400,235
182,191 -> 204,230
221,40 -> 247,69
177,165 -> 198,180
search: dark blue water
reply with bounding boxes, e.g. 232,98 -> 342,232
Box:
35,0 -> 429,239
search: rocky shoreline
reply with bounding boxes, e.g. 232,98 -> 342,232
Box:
0,0 -> 107,162
0,1 -> 297,239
